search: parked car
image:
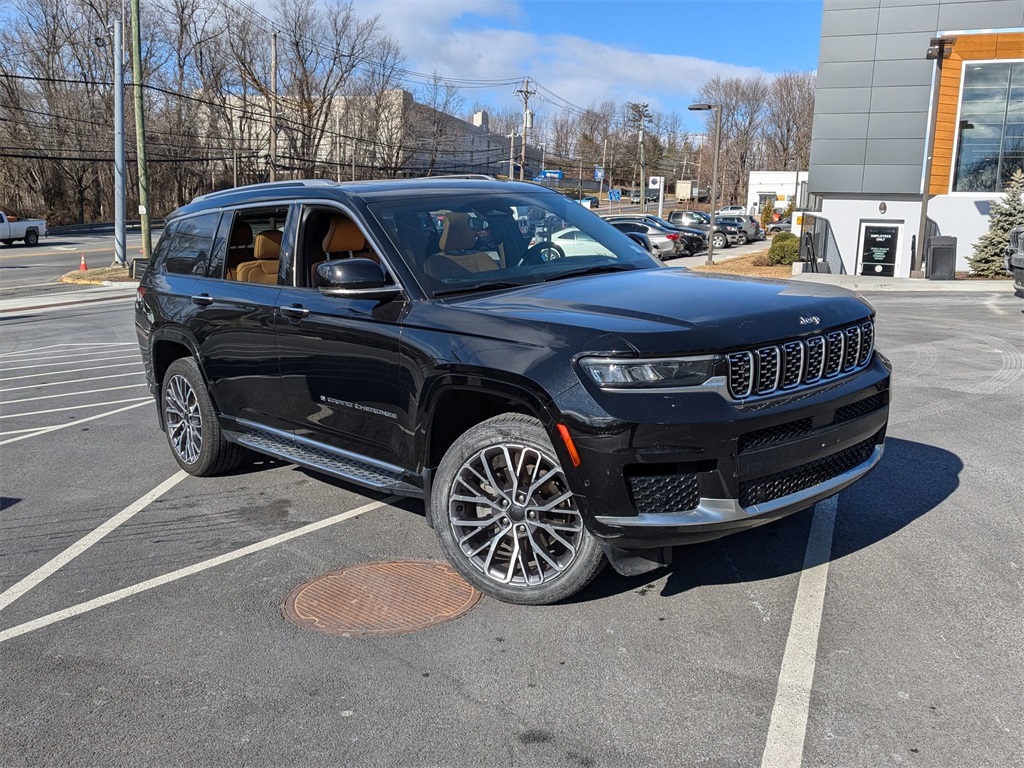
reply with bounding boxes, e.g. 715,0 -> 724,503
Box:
602,214 -> 706,257
1006,224 -> 1024,296
667,210 -> 740,250
716,205 -> 747,216
768,216 -> 792,234
0,210 -> 47,246
136,177 -> 890,605
630,190 -> 660,204
579,195 -> 600,209
546,227 -> 617,259
607,220 -> 684,260
716,215 -> 764,245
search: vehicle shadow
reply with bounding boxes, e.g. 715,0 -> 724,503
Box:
571,436 -> 962,603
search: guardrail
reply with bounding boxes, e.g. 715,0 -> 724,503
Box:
48,219 -> 164,236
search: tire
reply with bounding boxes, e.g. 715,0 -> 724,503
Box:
24,230 -> 38,246
736,232 -> 748,245
431,413 -> 606,605
161,357 -> 247,476
711,232 -> 727,250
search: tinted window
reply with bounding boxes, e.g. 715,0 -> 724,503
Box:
163,213 -> 220,276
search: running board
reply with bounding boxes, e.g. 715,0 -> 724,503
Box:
234,429 -> 422,497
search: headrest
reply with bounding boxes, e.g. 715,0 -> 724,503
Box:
439,213 -> 477,251
230,221 -> 253,247
323,216 -> 365,253
253,230 -> 282,260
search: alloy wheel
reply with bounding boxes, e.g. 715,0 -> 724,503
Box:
163,373 -> 203,464
448,443 -> 583,587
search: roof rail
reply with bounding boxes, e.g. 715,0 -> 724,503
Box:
192,178 -> 340,203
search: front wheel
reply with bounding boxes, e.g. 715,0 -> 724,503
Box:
432,414 -> 605,605
161,357 -> 248,476
24,230 -> 38,246
711,232 -> 727,250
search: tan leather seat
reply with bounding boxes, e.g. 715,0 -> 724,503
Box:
236,230 -> 281,284
425,212 -> 498,280
311,215 -> 378,284
225,221 -> 253,280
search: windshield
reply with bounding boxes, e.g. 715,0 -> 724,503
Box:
368,188 -> 659,298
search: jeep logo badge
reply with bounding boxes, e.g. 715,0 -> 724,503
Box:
799,315 -> 820,325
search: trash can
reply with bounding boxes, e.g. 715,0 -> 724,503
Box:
927,236 -> 957,280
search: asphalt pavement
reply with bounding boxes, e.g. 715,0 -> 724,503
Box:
0,239 -> 1021,766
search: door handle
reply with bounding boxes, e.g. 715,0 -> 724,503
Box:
279,304 -> 310,319
190,294 -> 214,306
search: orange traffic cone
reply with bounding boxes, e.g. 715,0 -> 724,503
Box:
79,253 -> 88,271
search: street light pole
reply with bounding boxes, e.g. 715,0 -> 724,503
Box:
689,103 -> 722,265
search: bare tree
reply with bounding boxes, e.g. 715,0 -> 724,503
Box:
411,74 -> 464,176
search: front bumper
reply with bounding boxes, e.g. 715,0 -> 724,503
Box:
554,356 -> 891,548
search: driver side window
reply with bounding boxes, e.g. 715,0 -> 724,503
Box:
296,207 -> 384,288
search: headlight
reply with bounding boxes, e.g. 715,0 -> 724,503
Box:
579,355 -> 720,389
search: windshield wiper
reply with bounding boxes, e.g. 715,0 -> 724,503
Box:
540,263 -> 639,282
433,279 -> 535,297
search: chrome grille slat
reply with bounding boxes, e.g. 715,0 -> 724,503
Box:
726,320 -> 875,401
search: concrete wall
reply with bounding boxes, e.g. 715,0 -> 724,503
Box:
810,0 -> 1024,197
817,192 -> 995,274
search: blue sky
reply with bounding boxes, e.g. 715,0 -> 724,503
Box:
370,0 -> 824,129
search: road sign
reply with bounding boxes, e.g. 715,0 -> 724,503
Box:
648,176 -> 664,189
594,166 -> 605,181
609,189 -> 621,202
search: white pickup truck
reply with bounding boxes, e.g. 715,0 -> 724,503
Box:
0,211 -> 48,246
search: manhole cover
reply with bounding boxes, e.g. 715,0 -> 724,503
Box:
282,560 -> 481,637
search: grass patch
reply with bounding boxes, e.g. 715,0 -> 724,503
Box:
692,253 -> 792,278
60,266 -> 134,284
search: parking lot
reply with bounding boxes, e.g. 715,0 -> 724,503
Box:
1,285 -> 1021,766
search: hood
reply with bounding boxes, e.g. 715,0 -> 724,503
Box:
438,268 -> 872,355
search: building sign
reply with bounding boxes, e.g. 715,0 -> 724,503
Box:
860,224 -> 899,277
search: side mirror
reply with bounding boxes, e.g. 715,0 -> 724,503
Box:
315,258 -> 401,299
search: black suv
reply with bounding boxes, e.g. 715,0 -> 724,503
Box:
136,178 -> 891,605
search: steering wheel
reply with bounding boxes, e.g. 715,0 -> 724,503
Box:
518,241 -> 565,266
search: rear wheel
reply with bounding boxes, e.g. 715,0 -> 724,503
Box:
736,232 -> 748,245
432,414 -> 605,605
161,357 -> 247,476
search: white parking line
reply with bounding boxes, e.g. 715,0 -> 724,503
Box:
0,498 -> 393,644
0,397 -> 151,420
0,471 -> 189,612
0,353 -> 139,372
0,361 -> 140,382
2,383 -> 148,405
0,342 -> 134,358
0,371 -> 145,393
0,401 -> 151,445
761,496 -> 838,768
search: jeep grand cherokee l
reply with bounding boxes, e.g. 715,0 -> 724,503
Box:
136,177 -> 891,605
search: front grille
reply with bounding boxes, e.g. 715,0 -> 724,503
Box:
834,392 -> 888,424
737,418 -> 813,452
727,320 -> 874,401
627,473 -> 700,514
738,436 -> 878,507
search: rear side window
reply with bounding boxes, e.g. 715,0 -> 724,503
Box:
162,213 -> 220,276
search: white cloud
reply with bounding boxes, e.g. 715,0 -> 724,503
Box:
365,0 -> 766,119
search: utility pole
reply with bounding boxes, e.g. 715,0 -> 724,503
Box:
508,132 -> 515,179
270,31 -> 277,182
335,112 -> 342,182
514,78 -> 537,181
628,102 -> 652,213
129,0 -> 151,258
112,18 -> 126,267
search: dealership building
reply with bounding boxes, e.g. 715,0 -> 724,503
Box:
807,0 -> 1024,277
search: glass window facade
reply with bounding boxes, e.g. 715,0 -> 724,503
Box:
953,60 -> 1024,192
